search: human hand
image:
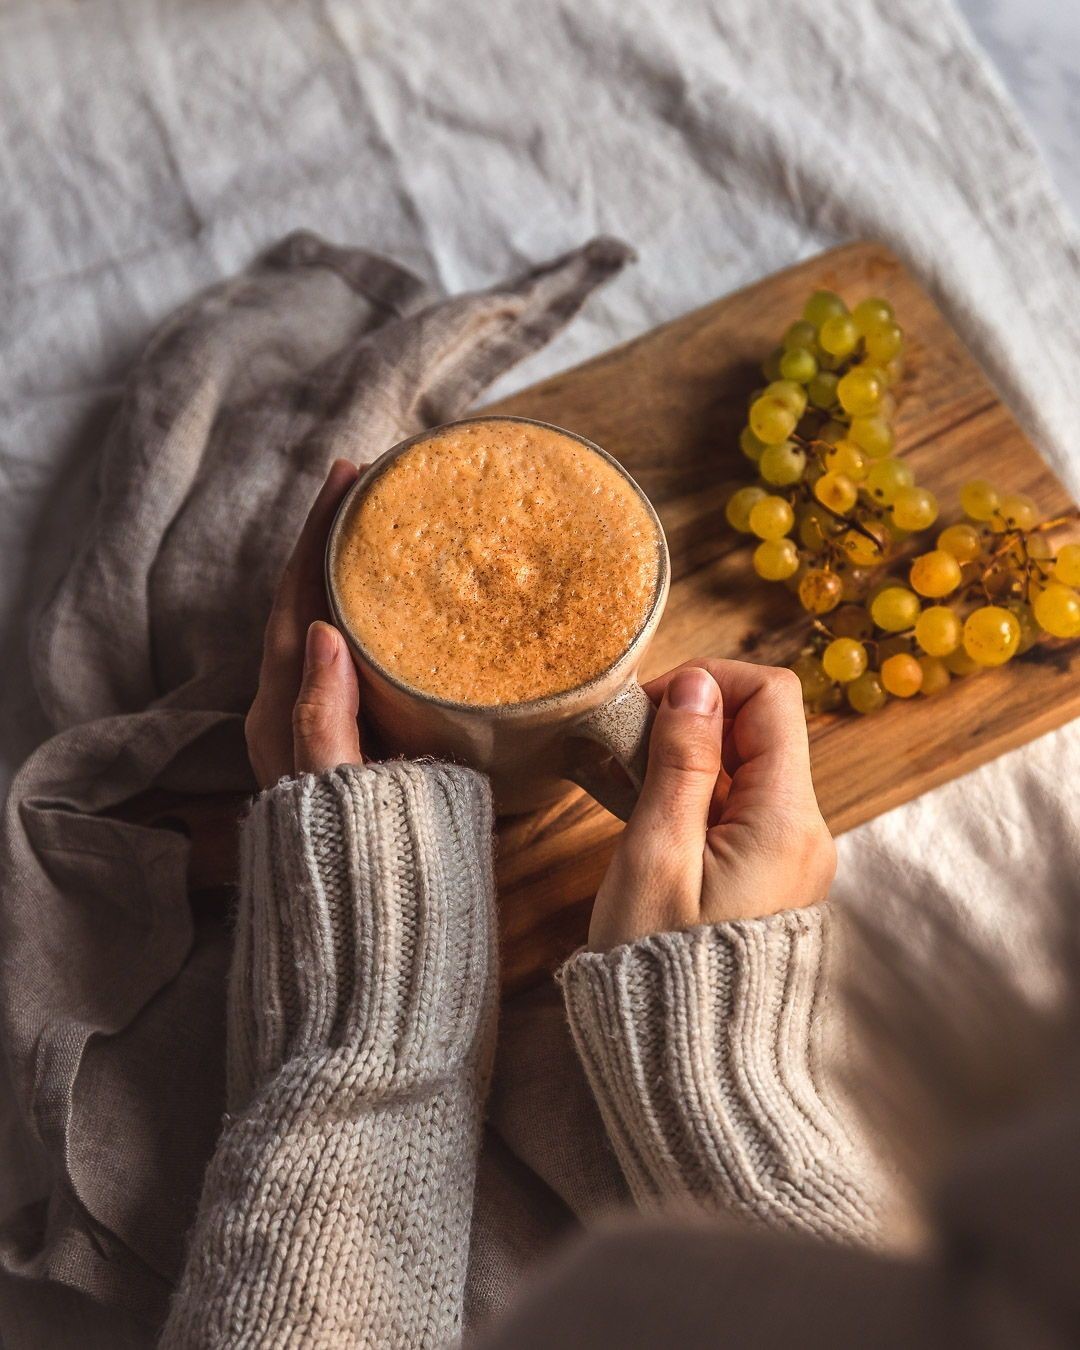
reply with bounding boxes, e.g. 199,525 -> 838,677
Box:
588,660 -> 836,950
245,459 -> 365,789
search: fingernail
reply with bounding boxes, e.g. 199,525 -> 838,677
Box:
666,667 -> 719,714
306,621 -> 338,667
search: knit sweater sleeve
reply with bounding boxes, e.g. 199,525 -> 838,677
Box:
160,760 -> 498,1350
558,907 -> 884,1245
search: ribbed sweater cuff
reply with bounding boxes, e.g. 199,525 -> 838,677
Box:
559,908 -> 878,1242
229,759 -> 495,1112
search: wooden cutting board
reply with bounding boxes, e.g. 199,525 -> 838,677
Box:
121,241 -> 1080,993
484,240 -> 1080,990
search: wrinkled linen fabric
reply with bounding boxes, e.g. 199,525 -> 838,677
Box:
2,0 -> 1080,1342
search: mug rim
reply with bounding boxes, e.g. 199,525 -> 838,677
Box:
325,414 -> 670,717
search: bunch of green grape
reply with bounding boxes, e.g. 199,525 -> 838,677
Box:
724,289 -> 1080,715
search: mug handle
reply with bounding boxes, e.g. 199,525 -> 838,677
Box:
563,681 -> 655,821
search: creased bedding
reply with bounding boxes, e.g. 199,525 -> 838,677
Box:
1,0 -> 1079,1343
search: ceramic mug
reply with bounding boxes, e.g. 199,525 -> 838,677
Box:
325,416 -> 670,819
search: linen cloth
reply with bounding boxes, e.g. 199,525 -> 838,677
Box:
2,0 -> 1080,1341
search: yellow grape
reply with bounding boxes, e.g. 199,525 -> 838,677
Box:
797,504 -> 831,551
725,485 -> 767,533
831,604 -> 874,640
791,653 -> 832,702
765,379 -> 808,417
803,290 -> 848,327
839,523 -> 889,566
1005,600 -> 1040,654
962,605 -> 1020,666
819,313 -> 859,358
814,471 -> 858,514
759,441 -> 807,486
883,355 -> 904,386
819,419 -> 847,445
917,656 -> 951,696
881,652 -> 923,698
838,565 -> 873,602
822,637 -> 868,683
846,671 -> 887,714
892,486 -> 939,531
865,458 -> 914,505
936,523 -> 982,563
749,495 -> 795,541
944,646 -> 980,676
779,347 -> 817,383
960,479 -> 1000,522
749,396 -> 796,445
870,586 -> 920,632
852,297 -> 894,335
799,568 -> 843,615
996,492 -> 1038,532
783,320 -> 818,352
824,439 -> 867,481
753,538 -> 800,581
914,605 -> 961,656
807,371 -> 839,409
1053,543 -> 1080,587
864,322 -> 903,364
739,426 -> 767,462
1033,582 -> 1080,638
837,365 -> 884,416
848,415 -> 893,459
909,549 -> 962,598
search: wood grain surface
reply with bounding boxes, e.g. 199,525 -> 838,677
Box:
118,241 -> 1080,994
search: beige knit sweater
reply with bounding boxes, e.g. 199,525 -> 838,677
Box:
161,761 -> 880,1348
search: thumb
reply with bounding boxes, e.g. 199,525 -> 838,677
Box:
292,622 -> 363,775
629,667 -> 722,853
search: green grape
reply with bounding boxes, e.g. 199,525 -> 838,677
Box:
909,549 -> 962,598
847,671 -> 887,714
815,683 -> 846,713
917,655 -> 951,696
819,314 -> 859,359
944,646 -> 980,676
870,586 -> 920,632
839,523 -> 889,566
799,568 -> 843,615
864,322 -> 903,364
783,320 -> 818,352
892,486 -> 939,531
1004,600 -> 1040,654
1024,533 -> 1053,561
807,371 -> 839,409
762,347 -> 785,381
996,492 -> 1038,532
749,396 -> 796,445
749,494 -> 795,541
1053,543 -> 1080,587
881,652 -> 923,698
937,522 -> 982,563
838,565 -> 873,602
803,290 -> 848,327
759,440 -> 807,486
791,653 -> 833,702
848,415 -> 893,459
824,439 -> 867,481
822,637 -> 868,682
779,348 -> 817,383
725,484 -> 767,533
914,605 -> 961,656
865,458 -> 914,505
852,297 -> 894,335
797,503 -> 831,551
831,604 -> 874,640
960,479 -> 1000,522
962,605 -> 1021,666
814,471 -> 858,514
739,425 -> 767,462
1033,582 -> 1080,638
765,379 -> 808,418
837,365 -> 884,416
753,538 -> 800,581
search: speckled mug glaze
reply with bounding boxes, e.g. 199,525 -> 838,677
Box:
326,416 -> 670,818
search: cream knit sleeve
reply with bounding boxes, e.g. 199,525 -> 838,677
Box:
160,761 -> 498,1350
559,908 -> 883,1245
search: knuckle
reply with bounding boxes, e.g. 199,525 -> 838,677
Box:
765,665 -> 803,702
291,697 -> 333,744
653,727 -> 721,779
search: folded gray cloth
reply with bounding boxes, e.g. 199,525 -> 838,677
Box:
0,230 -> 631,1321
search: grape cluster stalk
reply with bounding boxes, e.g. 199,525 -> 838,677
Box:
725,289 -> 1080,714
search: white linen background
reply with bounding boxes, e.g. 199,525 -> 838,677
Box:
1,0 -> 1078,1186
